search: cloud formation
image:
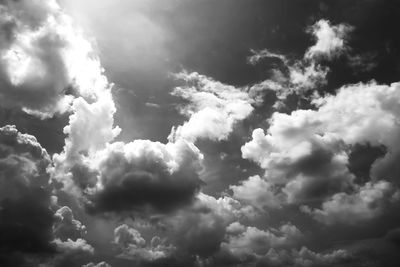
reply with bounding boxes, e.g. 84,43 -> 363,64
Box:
0,125 -> 55,264
239,80 -> 400,227
305,19 -> 352,60
0,0 -> 109,118
1,1 -> 400,266
169,71 -> 254,143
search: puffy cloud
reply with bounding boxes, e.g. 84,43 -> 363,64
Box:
160,193 -> 256,258
85,138 -> 203,214
247,49 -> 327,103
0,0 -> 122,214
240,81 -> 400,215
53,238 -> 94,255
0,124 -> 51,198
0,0 -> 109,117
205,222 -> 304,266
53,206 -> 87,241
169,71 -> 254,143
230,175 -> 283,210
241,126 -> 353,206
302,181 -> 399,225
221,222 -> 302,258
113,224 -> 174,262
0,125 -> 95,266
0,125 -> 55,262
287,62 -> 328,94
114,224 -> 146,249
61,92 -> 121,162
51,84 -> 120,197
247,19 -> 353,103
305,19 -> 353,60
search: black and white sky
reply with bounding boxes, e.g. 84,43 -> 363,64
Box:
1,0 -> 400,266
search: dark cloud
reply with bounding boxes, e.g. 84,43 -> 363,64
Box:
0,125 -> 55,265
85,140 -> 203,214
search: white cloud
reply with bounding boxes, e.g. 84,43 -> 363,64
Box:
169,71 -> 254,143
247,48 -> 288,65
53,206 -> 87,240
83,262 -> 111,267
114,224 -> 146,249
240,81 -> 400,213
0,0 -> 110,117
302,180 -> 399,225
247,19 -> 353,103
53,238 -> 94,255
220,222 -> 302,259
113,224 -> 174,262
230,175 -> 283,210
305,19 -> 353,60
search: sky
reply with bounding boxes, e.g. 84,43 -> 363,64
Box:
1,0 -> 400,266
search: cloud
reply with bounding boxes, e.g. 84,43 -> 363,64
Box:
220,222 -> 302,258
247,19 -> 354,104
0,124 -> 95,266
53,206 -> 87,241
2,2 -> 398,265
114,224 -> 146,249
0,125 -> 55,263
258,246 -> 352,267
159,193 -> 256,259
240,125 -> 354,206
302,180 -> 399,225
53,238 -> 94,255
247,48 -> 288,65
113,224 -> 174,262
169,71 -> 254,143
240,80 -> 400,216
85,138 -> 203,214
83,262 -> 111,267
0,0 -> 109,118
305,19 -> 353,60
230,175 -> 283,210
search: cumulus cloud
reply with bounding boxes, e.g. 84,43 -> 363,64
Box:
2,1 -> 397,265
0,124 -> 95,266
169,71 -> 254,143
0,0 -> 109,117
85,138 -> 203,214
240,125 -> 354,206
302,180 -> 399,225
53,238 -> 94,255
305,19 -> 353,60
153,192 -> 257,259
247,19 -> 353,103
53,206 -> 87,241
240,80 -> 400,217
113,224 -> 174,262
0,0 -> 122,214
0,125 -> 55,263
230,175 -> 283,210
220,222 -> 302,258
